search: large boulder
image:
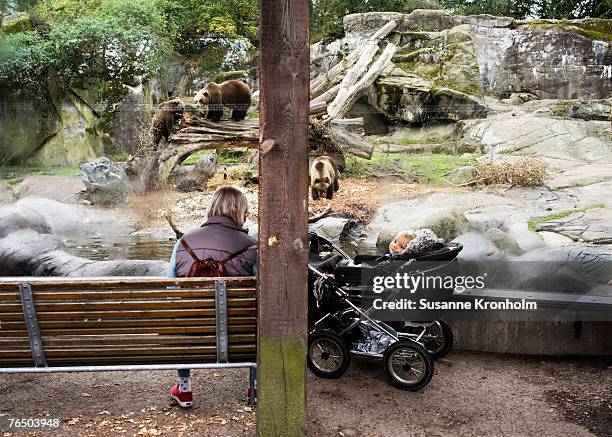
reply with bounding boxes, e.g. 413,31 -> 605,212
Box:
0,197 -> 134,238
344,9 -> 460,38
0,90 -> 62,164
11,175 -> 82,204
469,18 -> 612,99
459,112 -> 612,162
79,158 -> 131,205
370,76 -> 487,123
331,12 -> 612,103
0,230 -> 167,277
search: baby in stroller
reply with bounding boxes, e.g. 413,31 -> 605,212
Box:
307,229 -> 461,391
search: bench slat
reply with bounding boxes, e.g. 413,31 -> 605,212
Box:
0,333 -> 256,347
0,353 -> 256,367
0,288 -> 256,301
0,297 -> 255,312
0,307 -> 256,320
1,317 -> 256,330
0,277 -> 256,291
0,325 -> 257,337
0,344 -> 256,358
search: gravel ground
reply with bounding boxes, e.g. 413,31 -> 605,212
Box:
0,351 -> 610,437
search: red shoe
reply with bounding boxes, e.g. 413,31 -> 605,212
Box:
171,384 -> 193,408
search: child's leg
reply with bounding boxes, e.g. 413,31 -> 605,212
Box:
177,368 -> 191,392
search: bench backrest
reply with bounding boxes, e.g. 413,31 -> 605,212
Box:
0,277 -> 256,368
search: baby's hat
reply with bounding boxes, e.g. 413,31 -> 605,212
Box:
402,228 -> 445,254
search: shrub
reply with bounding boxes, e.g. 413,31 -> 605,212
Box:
0,31 -> 52,89
475,157 -> 547,186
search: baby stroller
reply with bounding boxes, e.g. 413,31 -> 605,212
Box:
307,232 -> 462,390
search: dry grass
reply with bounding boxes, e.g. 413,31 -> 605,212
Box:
475,157 -> 547,186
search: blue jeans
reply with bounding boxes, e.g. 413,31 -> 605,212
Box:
177,368 -> 190,378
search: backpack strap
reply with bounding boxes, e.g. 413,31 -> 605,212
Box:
221,244 -> 257,264
180,238 -> 202,262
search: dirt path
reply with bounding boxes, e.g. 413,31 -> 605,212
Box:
1,352 -> 610,436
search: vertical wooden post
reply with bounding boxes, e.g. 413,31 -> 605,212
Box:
257,0 -> 310,436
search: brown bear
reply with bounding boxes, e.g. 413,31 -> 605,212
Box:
194,80 -> 251,122
310,155 -> 339,200
150,99 -> 184,149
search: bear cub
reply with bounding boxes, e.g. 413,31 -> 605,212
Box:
310,155 -> 339,200
194,80 -> 252,122
150,99 -> 184,149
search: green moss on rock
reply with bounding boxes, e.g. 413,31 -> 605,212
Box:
521,20 -> 612,41
211,70 -> 248,83
1,13 -> 32,34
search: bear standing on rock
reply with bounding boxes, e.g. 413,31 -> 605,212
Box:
194,80 -> 251,122
150,99 -> 184,150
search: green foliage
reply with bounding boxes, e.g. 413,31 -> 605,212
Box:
0,31 -> 51,88
442,0 -> 612,19
49,18 -> 169,83
1,0 -> 259,89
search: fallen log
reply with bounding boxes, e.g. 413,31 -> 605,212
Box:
327,43 -> 397,120
309,100 -> 327,116
310,20 -> 397,96
310,83 -> 341,105
330,117 -> 364,126
328,125 -> 374,159
332,42 -> 379,109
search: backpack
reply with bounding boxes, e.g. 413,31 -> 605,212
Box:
180,238 -> 254,277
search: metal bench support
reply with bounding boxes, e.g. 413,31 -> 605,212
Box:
248,366 -> 257,406
215,279 -> 229,363
19,283 -> 47,368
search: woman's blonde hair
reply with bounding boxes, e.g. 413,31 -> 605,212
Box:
207,185 -> 249,226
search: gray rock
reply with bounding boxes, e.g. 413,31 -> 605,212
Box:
2,197 -> 134,239
565,181 -> 612,208
446,166 -> 476,185
0,203 -> 51,238
565,99 -> 611,121
11,175 -> 82,203
461,112 -> 612,162
535,208 -> 612,244
343,10 -> 459,37
538,231 -> 575,246
0,180 -> 11,204
546,163 -> 612,190
80,157 -> 131,205
370,77 -> 487,123
172,152 -> 218,192
367,193 -> 517,250
469,19 -> 612,99
309,217 -> 356,241
0,89 -> 62,165
0,229 -> 167,277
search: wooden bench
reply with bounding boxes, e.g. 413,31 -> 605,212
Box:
0,276 -> 257,404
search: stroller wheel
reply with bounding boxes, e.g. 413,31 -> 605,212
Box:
422,320 -> 453,360
383,340 -> 434,391
308,331 -> 351,379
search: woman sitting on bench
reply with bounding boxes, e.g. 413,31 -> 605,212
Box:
167,185 -> 258,408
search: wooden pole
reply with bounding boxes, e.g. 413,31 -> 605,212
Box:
257,0 -> 309,436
